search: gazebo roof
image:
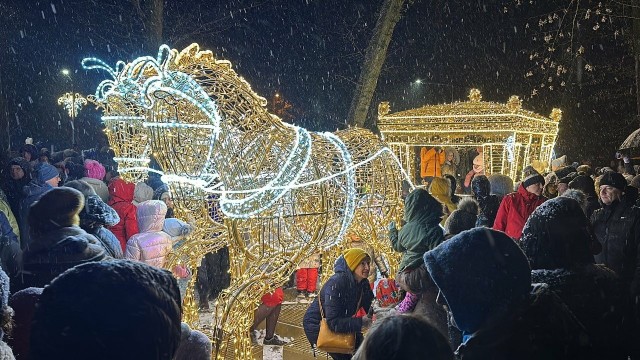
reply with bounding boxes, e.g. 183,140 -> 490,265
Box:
378,89 -> 561,134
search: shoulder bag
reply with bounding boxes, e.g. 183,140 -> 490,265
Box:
316,287 -> 363,354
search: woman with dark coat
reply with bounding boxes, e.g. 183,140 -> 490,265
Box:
303,248 -> 374,360
521,196 -> 626,359
471,175 -> 502,227
4,157 -> 31,220
64,180 -> 123,258
424,228 -> 591,359
18,188 -> 108,291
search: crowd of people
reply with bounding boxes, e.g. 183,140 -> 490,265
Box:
302,153 -> 640,359
0,141 -> 221,359
2,137 -> 640,359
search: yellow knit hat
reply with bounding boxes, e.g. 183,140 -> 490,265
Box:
342,248 -> 370,271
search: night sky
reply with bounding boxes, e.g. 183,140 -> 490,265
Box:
0,0 -> 636,165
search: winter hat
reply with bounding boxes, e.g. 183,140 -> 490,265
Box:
20,144 -> 38,160
557,172 -> 577,185
84,159 -> 106,180
560,189 -> 588,214
521,196 -> 595,270
599,171 -> 626,191
64,180 -> 120,227
521,165 -> 544,188
444,197 -> 479,236
554,166 -> 577,180
423,228 -> 531,334
163,218 -> 194,241
66,161 -> 86,180
568,175 -> 598,197
30,260 -> 182,360
33,163 -> 59,183
471,175 -> 491,199
488,174 -> 514,196
133,182 -> 154,206
28,187 -> 84,233
342,248 -> 370,272
576,165 -> 592,176
551,155 -> 567,171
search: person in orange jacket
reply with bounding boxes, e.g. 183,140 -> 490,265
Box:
420,147 -> 445,186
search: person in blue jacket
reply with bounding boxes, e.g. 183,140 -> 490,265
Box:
303,248 -> 374,360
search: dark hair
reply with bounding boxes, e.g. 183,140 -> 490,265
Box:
30,260 -> 182,360
356,314 -> 454,360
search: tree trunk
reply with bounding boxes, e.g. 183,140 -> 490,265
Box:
347,0 -> 405,128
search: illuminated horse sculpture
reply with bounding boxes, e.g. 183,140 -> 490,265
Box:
84,43 -> 409,359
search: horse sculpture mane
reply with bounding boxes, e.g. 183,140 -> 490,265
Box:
84,43 -> 409,359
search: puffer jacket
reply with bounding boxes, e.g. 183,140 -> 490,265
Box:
4,157 -> 31,219
79,177 -> 109,202
125,200 -> 171,268
302,255 -> 374,347
591,196 -> 640,294
107,178 -> 139,251
390,188 -> 444,272
420,147 -> 445,178
493,184 -> 546,240
19,181 -> 53,249
19,227 -> 107,291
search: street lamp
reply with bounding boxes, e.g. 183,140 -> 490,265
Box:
58,69 -> 86,147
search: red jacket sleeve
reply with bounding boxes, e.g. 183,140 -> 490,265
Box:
125,205 -> 139,241
493,195 -> 511,232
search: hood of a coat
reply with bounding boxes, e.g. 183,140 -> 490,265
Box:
136,200 -> 168,233
423,228 -> 531,334
471,175 -> 491,199
82,195 -> 120,227
108,178 -> 135,203
520,197 -> 595,270
403,188 -> 443,224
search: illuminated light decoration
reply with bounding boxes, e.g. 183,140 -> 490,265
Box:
85,43 -> 409,360
378,88 -> 561,182
102,115 -> 146,121
505,135 -> 516,163
142,122 -> 218,129
57,92 -> 87,119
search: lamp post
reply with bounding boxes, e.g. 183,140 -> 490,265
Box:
58,69 -> 86,147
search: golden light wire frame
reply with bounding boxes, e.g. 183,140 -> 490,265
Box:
86,43 -> 407,359
378,89 -> 561,182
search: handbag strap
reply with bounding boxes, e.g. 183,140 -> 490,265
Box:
318,285 -> 364,320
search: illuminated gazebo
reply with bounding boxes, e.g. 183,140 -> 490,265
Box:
377,89 -> 561,182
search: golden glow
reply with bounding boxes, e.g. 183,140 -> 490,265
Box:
378,88 -> 561,182
88,43 -> 407,359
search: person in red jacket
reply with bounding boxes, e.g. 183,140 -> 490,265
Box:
493,166 -> 546,240
107,177 -> 139,251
